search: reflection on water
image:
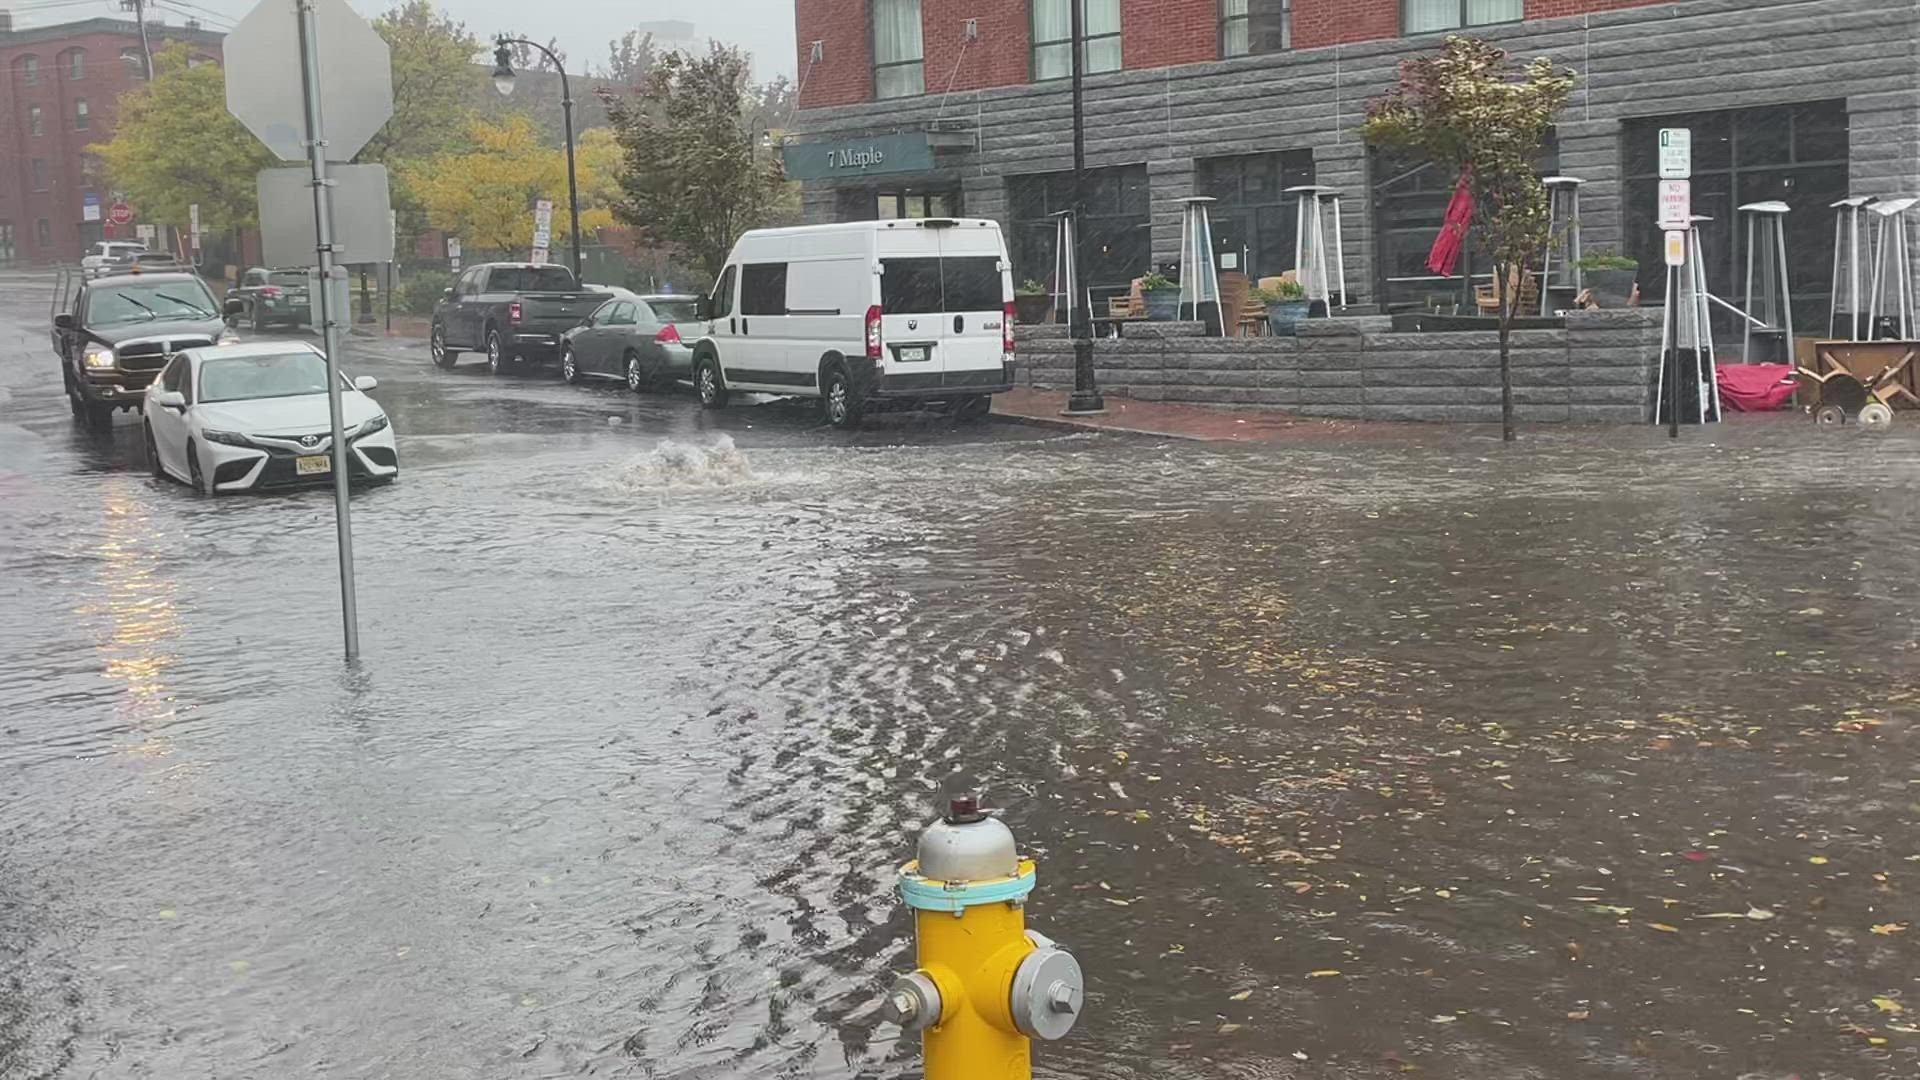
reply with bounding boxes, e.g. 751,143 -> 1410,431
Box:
87,491 -> 182,758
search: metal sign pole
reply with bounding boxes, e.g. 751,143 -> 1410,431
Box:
296,0 -> 359,659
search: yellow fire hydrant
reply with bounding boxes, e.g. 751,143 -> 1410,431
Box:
882,795 -> 1084,1080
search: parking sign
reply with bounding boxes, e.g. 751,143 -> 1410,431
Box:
1659,128 -> 1692,179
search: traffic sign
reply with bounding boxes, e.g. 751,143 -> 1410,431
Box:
1658,180 -> 1691,229
1659,128 -> 1692,180
257,164 -> 393,265
108,201 -> 133,226
530,247 -> 549,265
82,192 -> 102,222
223,0 -> 393,162
1664,230 -> 1686,267
189,203 -> 201,250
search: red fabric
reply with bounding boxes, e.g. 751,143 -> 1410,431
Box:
1427,173 -> 1474,276
1717,363 -> 1797,412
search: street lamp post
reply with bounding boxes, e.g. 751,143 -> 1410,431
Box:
1063,0 -> 1104,415
493,37 -> 583,280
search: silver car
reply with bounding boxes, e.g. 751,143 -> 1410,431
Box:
559,294 -> 700,392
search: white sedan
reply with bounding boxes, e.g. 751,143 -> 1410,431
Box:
142,341 -> 398,494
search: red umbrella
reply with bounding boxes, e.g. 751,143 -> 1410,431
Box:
1427,171 -> 1474,276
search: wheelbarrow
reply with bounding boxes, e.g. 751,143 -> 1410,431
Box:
1796,346 -> 1917,431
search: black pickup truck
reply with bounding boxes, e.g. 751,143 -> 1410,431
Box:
52,270 -> 242,428
428,263 -> 609,374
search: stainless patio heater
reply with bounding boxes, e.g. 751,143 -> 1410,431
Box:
1866,196 -> 1917,339
1176,196 -> 1223,335
1829,195 -> 1876,340
1738,200 -> 1793,363
1050,209 -> 1078,328
1286,184 -> 1346,315
1656,214 -> 1720,425
1540,176 -> 1585,315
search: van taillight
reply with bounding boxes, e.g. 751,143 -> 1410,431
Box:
865,305 -> 882,359
1002,302 -> 1016,356
508,301 -> 523,324
654,324 -> 681,344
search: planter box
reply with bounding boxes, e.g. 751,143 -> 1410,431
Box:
1014,293 -> 1051,324
1143,288 -> 1179,321
1265,300 -> 1312,335
1583,268 -> 1637,309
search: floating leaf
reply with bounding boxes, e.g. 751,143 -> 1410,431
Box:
1217,1023 -> 1242,1034
1646,923 -> 1680,933
1808,856 -> 1830,865
1871,923 -> 1909,936
1873,997 -> 1904,1015
1566,1010 -> 1590,1021
1103,898 -> 1131,907
1308,969 -> 1342,978
1229,990 -> 1253,1001
1430,1014 -> 1457,1024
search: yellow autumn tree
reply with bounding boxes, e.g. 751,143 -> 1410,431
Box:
400,114 -> 617,254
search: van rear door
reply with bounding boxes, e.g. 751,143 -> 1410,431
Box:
931,226 -> 1009,380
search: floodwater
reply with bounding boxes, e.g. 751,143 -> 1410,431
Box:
2,268 -> 1915,1080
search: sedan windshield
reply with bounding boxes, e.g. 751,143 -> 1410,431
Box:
198,352 -> 330,403
89,281 -> 219,325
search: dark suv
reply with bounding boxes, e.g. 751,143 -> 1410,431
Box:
52,271 -> 242,428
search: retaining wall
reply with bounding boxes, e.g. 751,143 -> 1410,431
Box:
1014,309 -> 1663,423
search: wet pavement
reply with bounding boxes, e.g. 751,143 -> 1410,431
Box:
2,266 -> 1916,1080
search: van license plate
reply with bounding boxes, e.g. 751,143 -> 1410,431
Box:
898,346 -> 928,362
295,454 -> 331,476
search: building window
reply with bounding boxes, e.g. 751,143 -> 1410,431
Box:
21,55 -> 39,84
37,218 -> 52,248
1623,100 -> 1849,335
121,47 -> 147,78
1223,0 -> 1289,58
1007,163 -> 1149,290
877,190 -> 956,219
1403,0 -> 1521,34
74,98 -> 89,131
1197,150 -> 1316,281
1032,0 -> 1121,81
1370,133 -> 1557,310
31,159 -> 49,192
872,0 -> 924,98
29,105 -> 43,137
66,49 -> 84,80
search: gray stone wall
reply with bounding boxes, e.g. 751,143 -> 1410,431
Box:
1013,310 -> 1665,423
792,0 -> 1920,304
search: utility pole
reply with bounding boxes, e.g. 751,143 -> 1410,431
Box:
1063,0 -> 1104,415
127,0 -> 154,79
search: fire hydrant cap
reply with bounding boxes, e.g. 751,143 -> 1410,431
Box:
916,809 -> 1018,883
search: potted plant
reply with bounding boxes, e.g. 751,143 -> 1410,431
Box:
1576,250 -> 1638,308
1258,279 -> 1311,334
1140,272 -> 1180,321
1013,279 -> 1051,325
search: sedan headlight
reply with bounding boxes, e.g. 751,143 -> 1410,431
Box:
81,343 -> 115,369
202,429 -> 251,446
217,328 -> 241,345
352,414 -> 391,438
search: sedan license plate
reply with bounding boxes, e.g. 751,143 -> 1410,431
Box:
295,454 -> 331,476
898,346 -> 929,362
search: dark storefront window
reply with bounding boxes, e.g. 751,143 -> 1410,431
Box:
1197,150 -> 1315,282
1006,164 -> 1150,291
834,188 -> 960,221
1623,101 -> 1848,337
1370,135 -> 1558,311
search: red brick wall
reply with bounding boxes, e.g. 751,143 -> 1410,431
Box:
795,0 -> 872,108
922,0 -> 1029,93
1124,0 -> 1219,69
1291,0 -> 1399,49
1526,0 -> 1667,17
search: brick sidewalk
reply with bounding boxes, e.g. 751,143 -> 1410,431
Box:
992,386 -> 1415,443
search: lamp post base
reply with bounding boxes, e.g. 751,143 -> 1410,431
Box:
1062,392 -> 1107,416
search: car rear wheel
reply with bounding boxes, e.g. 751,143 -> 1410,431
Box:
486,328 -> 510,376
954,395 -> 992,422
430,322 -> 458,369
561,345 -> 582,385
822,365 -> 865,430
144,423 -> 166,479
696,356 -> 729,409
626,350 -> 652,393
250,304 -> 265,333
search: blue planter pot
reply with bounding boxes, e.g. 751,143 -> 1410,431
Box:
1143,288 -> 1180,321
1265,300 -> 1312,335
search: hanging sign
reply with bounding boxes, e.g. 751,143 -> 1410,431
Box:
1659,128 -> 1692,179
1664,230 -> 1686,267
1658,180 -> 1691,229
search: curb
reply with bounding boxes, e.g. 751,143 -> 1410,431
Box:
991,409 -> 1211,441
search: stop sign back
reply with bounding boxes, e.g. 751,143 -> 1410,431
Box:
108,202 -> 133,225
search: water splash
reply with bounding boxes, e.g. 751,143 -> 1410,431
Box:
617,436 -> 754,489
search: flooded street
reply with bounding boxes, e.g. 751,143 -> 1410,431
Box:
2,267 -> 1915,1079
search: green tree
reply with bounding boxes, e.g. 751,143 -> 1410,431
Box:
93,42 -> 276,239
598,30 -> 659,89
600,44 -> 791,277
360,1 -> 480,168
400,114 -> 616,254
1363,36 -> 1575,442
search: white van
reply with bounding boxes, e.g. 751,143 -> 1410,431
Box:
691,219 -> 1015,428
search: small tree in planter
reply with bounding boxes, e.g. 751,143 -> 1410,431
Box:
1253,279 -> 1311,335
1140,272 -> 1180,321
1014,279 -> 1052,325
1363,36 -> 1575,442
1575,249 -> 1638,308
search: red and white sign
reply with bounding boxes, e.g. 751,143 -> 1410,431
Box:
1657,180 -> 1691,229
108,201 -> 134,226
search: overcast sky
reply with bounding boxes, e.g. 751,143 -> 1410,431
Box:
12,0 -> 798,80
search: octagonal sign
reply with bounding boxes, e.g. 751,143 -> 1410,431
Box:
224,0 -> 393,162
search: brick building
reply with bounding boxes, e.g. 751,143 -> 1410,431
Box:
786,0 -> 1920,325
0,13 -> 224,265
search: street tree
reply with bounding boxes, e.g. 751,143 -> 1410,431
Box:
1363,36 -> 1575,442
360,1 -> 480,168
601,45 -> 791,279
599,30 -> 659,89
93,42 -> 276,239
400,114 -> 616,254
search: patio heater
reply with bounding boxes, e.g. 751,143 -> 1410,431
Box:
1286,185 -> 1346,315
1866,196 -> 1918,340
1828,195 -> 1876,340
1656,214 -> 1721,426
1049,210 -> 1078,327
1539,177 -> 1585,315
1176,196 -> 1223,335
1737,201 -> 1793,363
